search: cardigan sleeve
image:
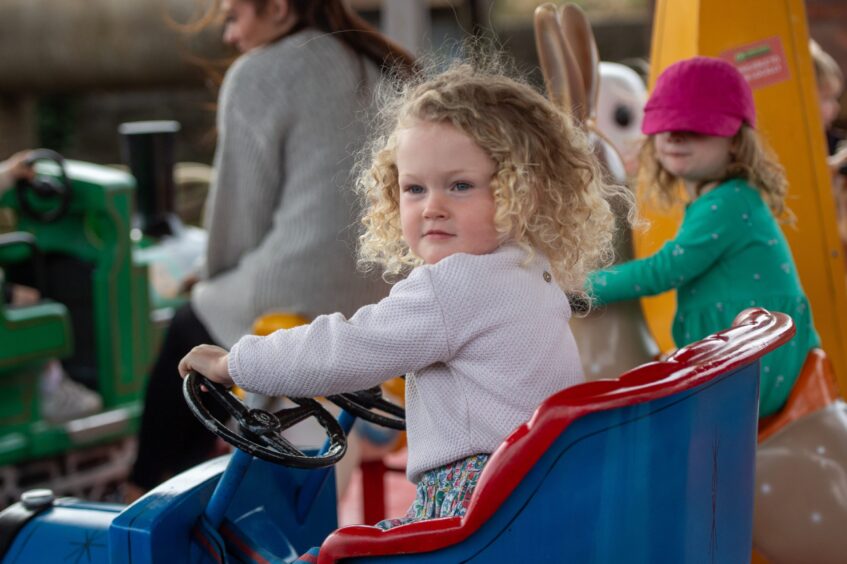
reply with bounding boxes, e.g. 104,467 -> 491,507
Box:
228,267 -> 450,398
588,188 -> 748,304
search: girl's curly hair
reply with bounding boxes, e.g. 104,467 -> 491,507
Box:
355,58 -> 632,297
639,126 -> 792,222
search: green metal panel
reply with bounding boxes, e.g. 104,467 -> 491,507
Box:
0,160 -> 169,465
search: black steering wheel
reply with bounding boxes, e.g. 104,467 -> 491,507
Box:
15,149 -> 73,223
183,372 -> 347,468
328,386 -> 406,430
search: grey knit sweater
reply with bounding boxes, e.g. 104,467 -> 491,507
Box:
229,245 -> 585,481
191,30 -> 388,347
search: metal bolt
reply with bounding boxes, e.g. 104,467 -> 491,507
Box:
21,489 -> 55,510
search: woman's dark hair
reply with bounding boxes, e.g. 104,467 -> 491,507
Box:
248,0 -> 416,77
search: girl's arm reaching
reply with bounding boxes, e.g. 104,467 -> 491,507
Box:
589,186 -> 747,304
225,267 -> 451,398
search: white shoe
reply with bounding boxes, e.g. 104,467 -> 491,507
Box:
40,361 -> 103,424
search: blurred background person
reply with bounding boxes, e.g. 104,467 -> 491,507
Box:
810,39 -> 847,252
1,150 -> 103,422
126,0 -> 415,501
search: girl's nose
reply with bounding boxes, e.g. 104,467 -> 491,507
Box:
422,192 -> 448,219
223,26 -> 237,47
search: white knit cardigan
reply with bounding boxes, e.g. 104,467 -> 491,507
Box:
229,245 -> 585,481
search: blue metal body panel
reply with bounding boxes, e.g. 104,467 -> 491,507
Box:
0,365 -> 761,563
345,363 -> 759,563
2,452 -> 338,563
1,499 -> 121,563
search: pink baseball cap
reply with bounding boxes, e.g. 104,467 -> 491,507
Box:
642,56 -> 756,137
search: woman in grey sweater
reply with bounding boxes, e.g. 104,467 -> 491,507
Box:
128,0 -> 415,497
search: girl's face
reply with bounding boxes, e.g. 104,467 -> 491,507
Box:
654,131 -> 733,187
396,120 -> 500,265
817,76 -> 843,130
221,0 -> 293,53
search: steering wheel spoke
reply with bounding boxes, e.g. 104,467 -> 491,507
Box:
274,400 -> 322,429
259,433 -> 306,458
203,383 -> 252,421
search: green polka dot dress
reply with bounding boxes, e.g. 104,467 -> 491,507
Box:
589,178 -> 820,417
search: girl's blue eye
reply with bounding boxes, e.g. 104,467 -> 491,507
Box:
452,182 -> 472,191
405,185 -> 425,194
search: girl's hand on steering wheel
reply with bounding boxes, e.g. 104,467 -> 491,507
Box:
178,344 -> 234,387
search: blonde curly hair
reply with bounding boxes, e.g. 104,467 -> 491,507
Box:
356,60 -> 631,296
639,125 -> 792,222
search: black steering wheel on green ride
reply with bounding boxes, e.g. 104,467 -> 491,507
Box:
15,149 -> 73,223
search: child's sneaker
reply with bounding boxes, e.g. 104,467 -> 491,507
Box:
40,360 -> 103,424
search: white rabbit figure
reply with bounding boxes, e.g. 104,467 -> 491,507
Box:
596,62 -> 647,178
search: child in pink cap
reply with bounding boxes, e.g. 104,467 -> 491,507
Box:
588,56 -> 820,418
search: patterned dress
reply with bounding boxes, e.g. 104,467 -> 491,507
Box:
292,454 -> 489,563
589,178 -> 820,417
375,454 -> 489,529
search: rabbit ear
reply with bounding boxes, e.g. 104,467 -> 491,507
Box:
534,3 -> 574,111
559,3 -> 599,121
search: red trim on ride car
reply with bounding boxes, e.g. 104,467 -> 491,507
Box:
220,522 -> 271,564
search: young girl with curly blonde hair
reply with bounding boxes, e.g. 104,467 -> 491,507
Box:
589,56 -> 820,418
179,61 -> 627,530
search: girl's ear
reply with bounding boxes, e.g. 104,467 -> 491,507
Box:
269,0 -> 291,23
729,134 -> 741,158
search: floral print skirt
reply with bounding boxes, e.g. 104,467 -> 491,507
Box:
292,453 -> 491,563
375,453 -> 490,530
